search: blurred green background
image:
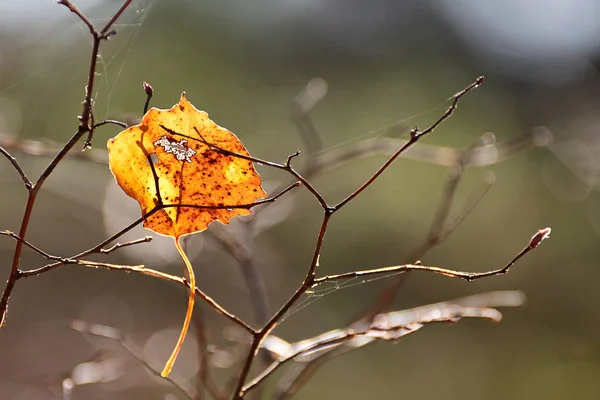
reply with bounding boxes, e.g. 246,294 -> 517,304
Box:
1,0 -> 600,399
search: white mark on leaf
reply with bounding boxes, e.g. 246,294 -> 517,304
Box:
154,135 -> 196,163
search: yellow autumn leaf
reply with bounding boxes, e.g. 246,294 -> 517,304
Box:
107,93 -> 266,377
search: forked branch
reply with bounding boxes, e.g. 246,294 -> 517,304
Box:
0,0 -> 135,328
231,77 -> 491,399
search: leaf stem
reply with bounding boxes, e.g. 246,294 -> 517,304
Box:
161,236 -> 196,377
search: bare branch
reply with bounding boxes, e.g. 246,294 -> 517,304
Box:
313,227 -> 550,286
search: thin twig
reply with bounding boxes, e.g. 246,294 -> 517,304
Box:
92,119 -> 128,130
74,260 -> 257,335
333,76 -> 484,211
10,247 -> 256,334
56,0 -> 95,35
0,147 -> 32,190
163,125 -> 329,210
0,132 -> 110,164
160,183 -> 300,211
19,214 -> 148,278
100,0 -> 134,37
0,231 -> 66,262
140,140 -> 163,205
313,227 -> 549,285
99,236 -> 153,254
2,233 -> 253,337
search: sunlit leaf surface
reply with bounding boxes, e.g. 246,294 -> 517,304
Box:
107,93 -> 266,238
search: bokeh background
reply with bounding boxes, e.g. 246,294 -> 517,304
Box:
1,0 -> 600,399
